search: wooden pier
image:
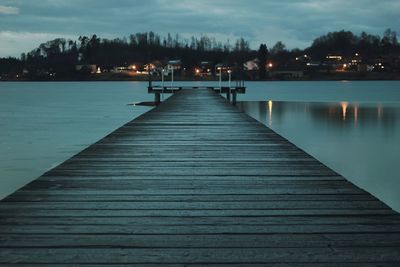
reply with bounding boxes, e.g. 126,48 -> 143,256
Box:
148,85 -> 246,104
1,88 -> 400,265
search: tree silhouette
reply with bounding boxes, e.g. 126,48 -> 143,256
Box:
1,29 -> 399,80
258,44 -> 268,79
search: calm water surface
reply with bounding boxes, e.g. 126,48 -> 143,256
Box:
236,81 -> 400,212
0,81 -> 399,211
0,82 -> 151,199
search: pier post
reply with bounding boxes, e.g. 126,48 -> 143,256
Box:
226,92 -> 231,102
232,91 -> 237,105
155,92 -> 161,105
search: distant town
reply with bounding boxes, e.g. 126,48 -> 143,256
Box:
1,29 -> 400,81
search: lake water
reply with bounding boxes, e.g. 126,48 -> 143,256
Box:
0,82 -> 151,199
0,81 -> 399,211
236,81 -> 400,212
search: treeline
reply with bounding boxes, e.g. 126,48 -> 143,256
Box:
14,33 -> 255,78
0,29 -> 399,79
306,29 -> 399,61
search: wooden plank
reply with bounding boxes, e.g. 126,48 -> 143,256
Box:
3,193 -> 375,202
0,200 -> 389,210
0,88 -> 399,265
2,215 -> 400,226
0,209 -> 394,217
1,247 -> 400,264
2,233 -> 400,248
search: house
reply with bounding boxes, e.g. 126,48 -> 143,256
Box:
325,55 -> 344,70
167,60 -> 182,69
75,64 -> 97,74
215,63 -> 231,72
244,59 -> 259,71
112,66 -> 128,73
145,60 -> 164,75
165,59 -> 182,75
195,61 -> 213,76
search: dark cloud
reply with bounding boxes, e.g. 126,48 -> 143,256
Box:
0,0 -> 399,56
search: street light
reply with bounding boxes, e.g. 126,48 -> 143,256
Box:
228,70 -> 232,88
170,65 -> 174,90
161,68 -> 165,87
218,67 -> 222,91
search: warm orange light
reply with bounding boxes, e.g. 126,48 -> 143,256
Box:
268,100 -> 273,126
341,102 -> 348,120
195,69 -> 200,74
268,63 -> 273,68
343,64 -> 347,68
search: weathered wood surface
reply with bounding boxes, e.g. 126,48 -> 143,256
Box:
1,89 -> 399,265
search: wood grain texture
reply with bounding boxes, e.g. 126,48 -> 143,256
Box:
1,88 -> 399,265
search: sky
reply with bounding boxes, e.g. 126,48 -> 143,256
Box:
0,0 -> 399,57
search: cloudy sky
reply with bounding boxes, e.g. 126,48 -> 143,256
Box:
0,0 -> 399,57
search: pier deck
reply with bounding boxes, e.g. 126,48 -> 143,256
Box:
1,89 -> 400,265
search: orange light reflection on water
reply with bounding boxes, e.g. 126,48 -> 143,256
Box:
341,102 -> 348,121
268,100 -> 273,126
354,105 -> 359,126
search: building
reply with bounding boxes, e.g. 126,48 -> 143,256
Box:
75,64 -> 97,74
165,59 -> 182,75
194,61 -> 213,77
243,59 -> 259,71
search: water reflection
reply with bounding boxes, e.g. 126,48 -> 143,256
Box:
237,100 -> 400,212
268,100 -> 273,126
238,101 -> 399,133
341,102 -> 348,121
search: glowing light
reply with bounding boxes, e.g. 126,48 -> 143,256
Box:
268,63 -> 273,68
268,100 -> 273,126
341,102 -> 348,120
327,55 -> 342,60
195,69 -> 200,74
354,105 -> 358,126
343,64 -> 347,68
378,62 -> 382,66
132,65 -> 137,70
306,62 -> 311,66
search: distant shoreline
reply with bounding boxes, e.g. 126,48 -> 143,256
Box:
1,72 -> 400,82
